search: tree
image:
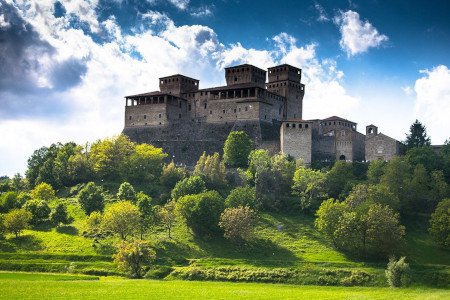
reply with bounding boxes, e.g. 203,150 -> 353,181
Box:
315,199 -> 348,246
219,206 -> 256,245
113,240 -> 156,278
78,182 -> 105,215
177,191 -> 224,236
67,145 -> 95,184
0,214 -> 6,238
160,161 -> 187,191
4,209 -> 32,237
11,173 -> 27,192
345,184 -> 400,211
272,153 -> 296,194
409,164 -> 430,213
117,182 -> 136,203
405,119 -> 431,149
429,171 -> 449,210
367,160 -> 386,184
86,211 -> 103,233
429,199 -> 450,248
30,182 -> 56,201
159,200 -> 176,238
136,192 -> 156,238
325,161 -> 355,199
25,144 -> 60,188
225,187 -> 257,209
171,176 -> 206,200
223,131 -> 253,167
406,146 -> 439,172
292,166 -> 328,213
193,152 -> 226,188
0,191 -> 19,213
102,201 -> 140,240
385,257 -> 410,287
380,157 -> 411,210
23,199 -> 51,224
122,143 -> 167,183
53,142 -> 78,187
50,203 -> 71,226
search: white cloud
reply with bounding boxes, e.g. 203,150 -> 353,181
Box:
402,85 -> 413,96
314,3 -> 329,22
190,5 -> 213,18
167,0 -> 190,10
414,65 -> 450,144
334,10 -> 388,57
0,13 -> 10,28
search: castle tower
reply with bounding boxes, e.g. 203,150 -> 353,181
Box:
266,64 -> 305,119
366,124 -> 378,137
159,74 -> 199,95
280,120 -> 312,164
225,64 -> 266,88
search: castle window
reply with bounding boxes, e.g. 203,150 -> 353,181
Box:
144,115 -> 147,119
210,110 -> 212,114
265,115 -> 267,119
179,114 -> 181,119
305,124 -> 309,128
223,109 -> 225,114
292,123 -> 296,128
188,105 -> 191,111
294,114 -> 296,118
239,108 -> 241,112
286,123 -> 289,128
159,114 -> 161,118
245,106 -> 248,111
179,102 -> 182,108
329,122 -> 331,125
129,116 -> 132,120
234,109 -> 237,113
160,80 -> 163,84
334,121 -> 336,125
299,124 -> 302,128
234,76 -> 237,82
204,103 -> 207,109
339,122 -> 341,125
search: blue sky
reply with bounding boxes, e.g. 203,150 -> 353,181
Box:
1,0 -> 450,176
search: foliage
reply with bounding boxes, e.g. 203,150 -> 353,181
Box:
325,161 -> 355,199
406,146 -> 439,172
23,199 -> 51,224
158,200 -> 177,238
177,191 -> 225,236
78,182 -> 105,215
66,145 -> 95,184
292,166 -> 328,213
86,211 -> 103,233
102,201 -> 140,240
160,161 -> 187,191
116,182 -> 136,203
346,184 -> 400,211
367,160 -> 386,184
113,240 -> 156,278
171,176 -> 206,200
225,187 -> 257,209
136,192 -> 156,237
219,206 -> 256,245
25,144 -> 60,188
0,191 -> 20,213
223,131 -> 253,168
271,153 -> 296,193
194,152 -> 226,188
0,214 -> 5,238
405,119 -> 431,149
4,209 -> 32,237
409,164 -> 430,212
121,143 -> 167,183
11,173 -> 27,192
315,199 -> 348,246
30,182 -> 56,201
429,199 -> 450,248
429,171 -> 449,210
380,157 -> 411,211
50,203 -> 71,226
53,142 -> 78,187
385,256 -> 410,287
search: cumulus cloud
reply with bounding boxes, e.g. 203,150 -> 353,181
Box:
334,10 -> 388,57
414,65 -> 450,143
0,1 -> 358,176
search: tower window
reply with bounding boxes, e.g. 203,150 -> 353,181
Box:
144,115 -> 146,119
204,103 -> 207,109
188,104 -> 191,111
286,123 -> 289,128
299,124 -> 302,128
179,114 -> 181,119
305,124 -> 309,128
292,123 -> 296,128
159,114 -> 162,118
129,116 -> 132,120
223,109 -> 225,114
210,110 -> 212,114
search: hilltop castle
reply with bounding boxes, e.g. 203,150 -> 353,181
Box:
123,64 -> 401,164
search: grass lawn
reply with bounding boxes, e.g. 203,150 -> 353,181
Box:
0,272 -> 448,300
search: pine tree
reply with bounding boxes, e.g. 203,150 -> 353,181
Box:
405,119 -> 431,149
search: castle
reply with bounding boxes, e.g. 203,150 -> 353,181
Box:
123,64 -> 401,165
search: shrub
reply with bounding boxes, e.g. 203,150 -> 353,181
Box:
30,182 -> 55,201
50,203 -> 71,226
116,182 -> 136,203
4,209 -> 32,237
78,182 -> 104,215
171,176 -> 206,200
102,201 -> 140,240
23,199 -> 51,224
385,256 -> 410,287
113,240 -> 156,278
219,206 -> 256,245
429,198 -> 450,248
223,131 -> 253,168
86,211 -> 103,233
225,187 -> 256,209
177,191 -> 224,236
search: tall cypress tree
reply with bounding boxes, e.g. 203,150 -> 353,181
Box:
405,119 -> 431,149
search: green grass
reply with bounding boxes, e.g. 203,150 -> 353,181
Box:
0,272 -> 448,299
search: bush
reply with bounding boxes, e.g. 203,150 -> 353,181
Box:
4,209 -> 32,237
116,182 -> 136,203
102,201 -> 140,240
23,199 -> 51,224
50,203 -> 71,226
385,256 -> 410,287
78,182 -> 104,215
219,206 -> 256,245
225,187 -> 256,209
223,131 -> 253,168
171,176 -> 206,200
30,182 -> 55,201
86,211 -> 103,233
113,240 -> 156,278
177,191 -> 224,236
429,198 -> 450,248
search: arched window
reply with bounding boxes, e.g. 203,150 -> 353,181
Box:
339,155 -> 346,161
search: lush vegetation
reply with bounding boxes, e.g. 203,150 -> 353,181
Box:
0,122 -> 449,293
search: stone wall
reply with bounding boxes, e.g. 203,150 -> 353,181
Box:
280,121 -> 312,163
365,133 -> 400,161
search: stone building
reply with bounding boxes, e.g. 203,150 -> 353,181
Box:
365,125 -> 402,161
122,63 -> 399,165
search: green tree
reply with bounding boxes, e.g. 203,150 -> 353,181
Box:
194,152 -> 226,188
380,157 -> 411,210
225,187 -> 257,209
177,191 -> 224,236
122,143 -> 167,183
271,153 -> 296,194
86,211 -> 103,233
385,256 -> 410,287
0,214 -> 5,238
0,191 -> 19,213
11,173 -> 27,192
223,131 -> 253,168
53,142 -> 78,187
160,161 -> 187,191
117,182 -> 137,203
25,144 -> 60,187
23,199 -> 51,224
171,176 -> 206,200
50,203 -> 71,226
136,192 -> 156,238
67,145 -> 95,184
429,171 -> 449,210
30,182 -> 56,201
315,198 -> 348,246
409,164 -> 430,212
325,161 -> 355,199
292,166 -> 328,213
345,184 -> 400,211
429,199 -> 450,248
78,182 -> 105,215
113,240 -> 156,278
4,209 -> 32,237
367,160 -> 386,184
219,206 -> 256,246
406,146 -> 439,172
159,200 -> 176,238
102,201 -> 140,240
405,119 -> 431,149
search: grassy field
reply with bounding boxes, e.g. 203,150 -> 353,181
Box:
0,272 -> 449,300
